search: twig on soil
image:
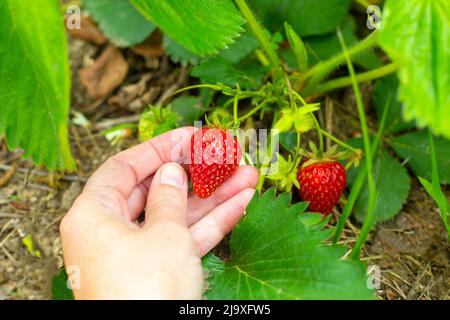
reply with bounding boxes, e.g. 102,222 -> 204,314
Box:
44,214 -> 65,231
94,114 -> 141,131
0,219 -> 15,238
1,245 -> 17,263
407,263 -> 431,299
82,126 -> 101,153
0,213 -> 22,219
26,183 -> 53,192
156,67 -> 188,106
360,255 -> 383,261
386,270 -> 412,286
0,227 -> 18,247
0,164 -> 87,182
70,126 -> 90,157
381,277 -> 407,299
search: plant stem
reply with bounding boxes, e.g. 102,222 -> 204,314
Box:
333,94 -> 390,244
292,91 -> 307,106
164,84 -> 222,105
354,0 -> 372,9
313,116 -> 324,152
320,129 -> 359,154
256,123 -> 278,190
237,102 -> 265,122
297,31 -> 378,90
334,29 -> 377,260
255,49 -> 270,66
233,94 -> 239,125
303,63 -> 397,96
234,0 -> 280,66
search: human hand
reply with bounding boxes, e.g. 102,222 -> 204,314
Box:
60,127 -> 258,299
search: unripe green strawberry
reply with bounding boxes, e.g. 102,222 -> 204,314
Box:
189,128 -> 241,198
297,161 -> 346,215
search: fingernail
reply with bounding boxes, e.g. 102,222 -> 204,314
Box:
159,163 -> 184,189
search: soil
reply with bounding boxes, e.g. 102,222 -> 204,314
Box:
0,27 -> 448,301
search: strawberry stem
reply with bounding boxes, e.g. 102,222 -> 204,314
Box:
319,129 -> 359,154
312,115 -> 324,152
236,100 -> 269,122
233,95 -> 239,125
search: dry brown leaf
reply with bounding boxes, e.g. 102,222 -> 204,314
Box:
10,201 -> 29,211
108,74 -> 152,109
130,31 -> 164,58
80,45 -> 129,99
0,163 -> 17,188
66,16 -> 107,45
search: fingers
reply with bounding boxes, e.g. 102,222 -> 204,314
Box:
186,166 -> 259,225
127,165 -> 258,223
144,163 -> 189,226
126,176 -> 153,220
190,188 -> 255,257
84,127 -> 194,200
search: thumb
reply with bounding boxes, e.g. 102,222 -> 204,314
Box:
145,162 -> 188,226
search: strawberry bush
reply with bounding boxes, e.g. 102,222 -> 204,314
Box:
1,0 -> 449,299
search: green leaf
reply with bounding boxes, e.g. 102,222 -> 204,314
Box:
249,0 -> 352,37
347,139 -> 410,223
138,106 -> 178,141
419,177 -> 449,216
373,75 -> 415,133
284,22 -> 308,72
171,96 -> 205,125
203,188 -> 374,299
163,35 -> 200,66
418,177 -> 449,234
83,0 -> 155,47
164,28 -> 258,67
304,16 -> 381,70
0,0 -> 75,170
249,0 -> 351,37
389,130 -> 450,184
378,0 -> 450,138
192,57 -> 266,89
51,269 -> 74,300
267,154 -> 299,192
218,29 -> 259,64
279,132 -> 298,152
274,104 -> 320,133
131,0 -> 245,56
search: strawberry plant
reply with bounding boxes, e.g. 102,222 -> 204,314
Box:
1,0 -> 449,300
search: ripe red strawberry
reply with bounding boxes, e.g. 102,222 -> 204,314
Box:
297,161 -> 346,215
189,128 -> 241,198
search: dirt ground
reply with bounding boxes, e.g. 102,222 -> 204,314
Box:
0,32 -> 448,300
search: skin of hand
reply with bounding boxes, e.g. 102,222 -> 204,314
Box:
60,127 -> 259,299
